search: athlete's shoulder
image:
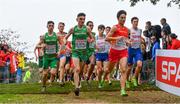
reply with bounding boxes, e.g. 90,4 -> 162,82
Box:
123,26 -> 129,30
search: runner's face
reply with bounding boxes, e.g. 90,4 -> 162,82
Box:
58,24 -> 64,32
118,14 -> 126,25
40,36 -> 44,42
87,22 -> 94,30
98,28 -> 104,35
105,28 -> 110,34
77,16 -> 85,26
47,23 -> 54,32
132,19 -> 138,28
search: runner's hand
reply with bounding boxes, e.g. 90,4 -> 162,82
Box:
116,36 -> 123,40
87,37 -> 94,43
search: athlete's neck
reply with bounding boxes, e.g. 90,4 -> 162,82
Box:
77,24 -> 84,28
119,23 -> 124,27
133,27 -> 138,30
58,31 -> 64,35
99,34 -> 103,37
48,31 -> 53,35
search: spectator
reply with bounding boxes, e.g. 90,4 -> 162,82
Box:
16,52 -> 23,83
150,35 -> 160,84
8,47 -> 17,83
161,29 -> 169,49
1,45 -> 10,83
169,33 -> 180,49
140,38 -> 150,83
160,18 -> 171,35
23,66 -> 32,83
0,45 -> 6,83
143,30 -> 152,60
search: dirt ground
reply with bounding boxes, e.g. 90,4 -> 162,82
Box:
0,90 -> 180,103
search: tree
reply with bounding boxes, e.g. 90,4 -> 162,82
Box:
0,28 -> 29,52
120,0 -> 180,9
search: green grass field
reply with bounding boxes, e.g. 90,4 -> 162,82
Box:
0,81 -> 180,103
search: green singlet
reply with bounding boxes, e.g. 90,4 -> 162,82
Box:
43,32 -> 58,69
72,25 -> 89,62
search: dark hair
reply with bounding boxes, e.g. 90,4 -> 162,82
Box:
106,26 -> 111,30
131,17 -> 139,23
77,13 -> 86,17
162,29 -> 168,35
98,24 -> 105,30
47,21 -> 54,25
58,22 -> 65,26
146,21 -> 151,26
170,33 -> 177,39
86,21 -> 93,26
161,18 -> 166,22
117,10 -> 127,19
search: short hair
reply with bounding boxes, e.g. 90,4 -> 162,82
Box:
170,33 -> 177,39
106,26 -> 111,30
162,29 -> 168,35
146,21 -> 151,26
86,21 -> 93,26
47,21 -> 54,25
58,22 -> 65,26
117,10 -> 127,19
131,17 -> 139,23
77,13 -> 86,17
98,24 -> 105,30
161,18 -> 166,22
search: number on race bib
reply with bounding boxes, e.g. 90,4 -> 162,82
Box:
116,40 -> 126,47
75,39 -> 87,49
45,45 -> 56,54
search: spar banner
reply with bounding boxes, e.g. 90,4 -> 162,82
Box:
156,50 -> 180,96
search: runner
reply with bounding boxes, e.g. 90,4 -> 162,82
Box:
34,35 -> 45,83
64,41 -> 72,82
103,10 -> 130,96
57,22 -> 67,86
85,21 -> 96,84
105,26 -> 112,85
41,21 -> 60,92
96,24 -> 109,88
64,13 -> 93,96
126,17 -> 143,88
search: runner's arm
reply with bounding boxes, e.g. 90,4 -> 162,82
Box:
87,27 -> 94,42
105,26 -> 123,42
34,45 -> 38,61
64,27 -> 73,44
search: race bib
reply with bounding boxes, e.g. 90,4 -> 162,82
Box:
45,45 -> 56,54
75,39 -> 87,49
116,40 -> 126,47
131,41 -> 141,48
97,42 -> 106,53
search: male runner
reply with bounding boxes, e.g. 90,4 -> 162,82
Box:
85,21 -> 96,84
57,22 -> 67,86
41,21 -> 60,92
126,17 -> 143,88
95,24 -> 109,88
103,10 -> 130,96
34,36 -> 45,83
64,13 -> 93,96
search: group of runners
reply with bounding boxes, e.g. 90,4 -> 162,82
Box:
34,10 -> 144,96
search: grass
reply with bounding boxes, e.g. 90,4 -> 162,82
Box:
0,80 -> 159,94
0,81 -> 179,103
